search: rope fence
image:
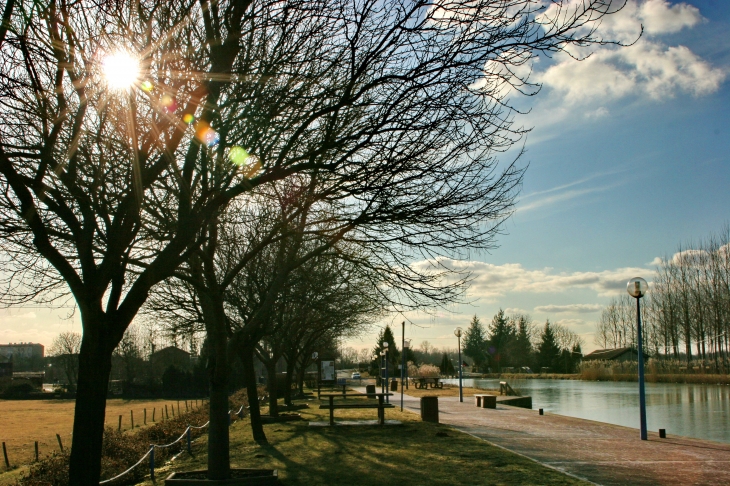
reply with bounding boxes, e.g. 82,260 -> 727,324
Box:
99,403 -> 247,484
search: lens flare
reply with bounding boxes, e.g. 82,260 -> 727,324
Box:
102,51 -> 140,90
194,120 -> 219,147
228,146 -> 249,165
160,94 -> 177,113
140,81 -> 153,92
183,113 -> 195,124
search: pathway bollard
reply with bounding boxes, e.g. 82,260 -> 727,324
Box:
56,434 -> 64,452
421,396 -> 439,423
539,408 -> 544,415
659,429 -> 666,438
3,442 -> 10,470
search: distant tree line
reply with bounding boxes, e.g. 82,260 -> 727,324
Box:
595,226 -> 730,371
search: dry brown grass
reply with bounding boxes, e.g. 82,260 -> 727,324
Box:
0,397 -> 204,467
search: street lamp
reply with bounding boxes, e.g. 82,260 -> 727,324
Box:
401,338 -> 411,411
454,327 -> 463,403
628,277 -> 649,440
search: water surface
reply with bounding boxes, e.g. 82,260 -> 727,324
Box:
443,377 -> 730,443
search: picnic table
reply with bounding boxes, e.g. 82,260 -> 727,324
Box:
319,392 -> 394,425
413,377 -> 443,389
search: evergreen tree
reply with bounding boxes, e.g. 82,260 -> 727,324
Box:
536,320 -> 561,372
510,315 -> 535,369
372,326 -> 400,380
463,315 -> 489,372
487,309 -> 515,372
439,352 -> 455,375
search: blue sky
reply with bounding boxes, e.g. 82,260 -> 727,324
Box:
353,0 -> 730,354
2,1 -> 728,356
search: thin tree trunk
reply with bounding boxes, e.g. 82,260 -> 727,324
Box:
284,358 -> 295,406
240,345 -> 266,442
265,360 -> 279,417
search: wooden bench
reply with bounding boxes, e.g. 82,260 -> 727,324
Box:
474,394 -> 496,409
319,393 -> 394,425
413,377 -> 443,389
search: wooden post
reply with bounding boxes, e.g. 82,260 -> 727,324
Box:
171,403 -> 175,418
177,400 -> 180,416
152,407 -> 156,422
34,441 -> 39,462
165,404 -> 169,420
56,434 -> 64,452
3,442 -> 10,470
131,410 -> 134,429
185,400 -> 188,412
118,415 -> 122,431
144,408 -> 147,425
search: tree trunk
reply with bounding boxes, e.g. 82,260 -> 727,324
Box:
68,332 -> 113,485
206,324 -> 230,480
284,358 -> 295,406
240,345 -> 266,442
265,360 -> 278,417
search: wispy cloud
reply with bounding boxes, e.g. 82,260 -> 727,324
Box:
534,304 -> 603,313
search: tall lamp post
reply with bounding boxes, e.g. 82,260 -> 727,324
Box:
454,327 -> 463,403
628,277 -> 649,440
401,338 -> 411,411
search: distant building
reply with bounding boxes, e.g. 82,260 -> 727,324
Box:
0,362 -> 12,377
583,347 -> 649,362
149,346 -> 191,372
0,342 -> 45,360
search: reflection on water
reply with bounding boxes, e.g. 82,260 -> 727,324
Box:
442,378 -> 730,443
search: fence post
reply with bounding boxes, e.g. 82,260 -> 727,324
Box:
185,400 -> 189,412
144,408 -> 147,425
3,442 -> 10,470
152,407 -> 156,422
149,445 -> 155,481
34,441 -> 39,462
165,404 -> 169,420
118,415 -> 122,431
177,400 -> 180,416
131,410 -> 134,430
56,434 -> 64,452
187,427 -> 191,454
171,403 -> 175,418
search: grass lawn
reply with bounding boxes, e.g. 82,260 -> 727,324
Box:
135,396 -> 588,485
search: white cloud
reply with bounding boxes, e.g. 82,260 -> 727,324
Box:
534,304 -> 603,313
555,318 -> 590,327
0,311 -> 37,320
534,1 -> 724,110
504,307 -> 530,316
414,258 -> 652,300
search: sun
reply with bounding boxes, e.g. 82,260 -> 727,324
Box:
102,51 -> 140,90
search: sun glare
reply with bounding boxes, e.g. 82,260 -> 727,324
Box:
102,51 -> 140,90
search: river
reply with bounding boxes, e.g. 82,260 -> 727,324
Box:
442,377 -> 730,444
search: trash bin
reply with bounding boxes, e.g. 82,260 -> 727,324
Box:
365,384 -> 376,399
421,396 -> 439,423
390,379 -> 398,391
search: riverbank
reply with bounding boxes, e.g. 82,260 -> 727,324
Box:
469,372 -> 730,385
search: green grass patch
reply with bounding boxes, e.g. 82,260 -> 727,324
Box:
138,397 -> 589,485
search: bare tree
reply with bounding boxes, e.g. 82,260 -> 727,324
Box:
48,331 -> 81,389
1,0 -> 627,482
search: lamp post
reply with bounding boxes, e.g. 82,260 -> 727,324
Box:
401,338 -> 411,411
628,277 -> 649,440
383,342 -> 389,403
454,327 -> 463,403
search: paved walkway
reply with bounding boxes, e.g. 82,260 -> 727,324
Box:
355,387 -> 730,485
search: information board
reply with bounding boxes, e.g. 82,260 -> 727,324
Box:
321,360 -> 335,381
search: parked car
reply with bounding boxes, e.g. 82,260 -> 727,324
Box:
351,372 -> 361,379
